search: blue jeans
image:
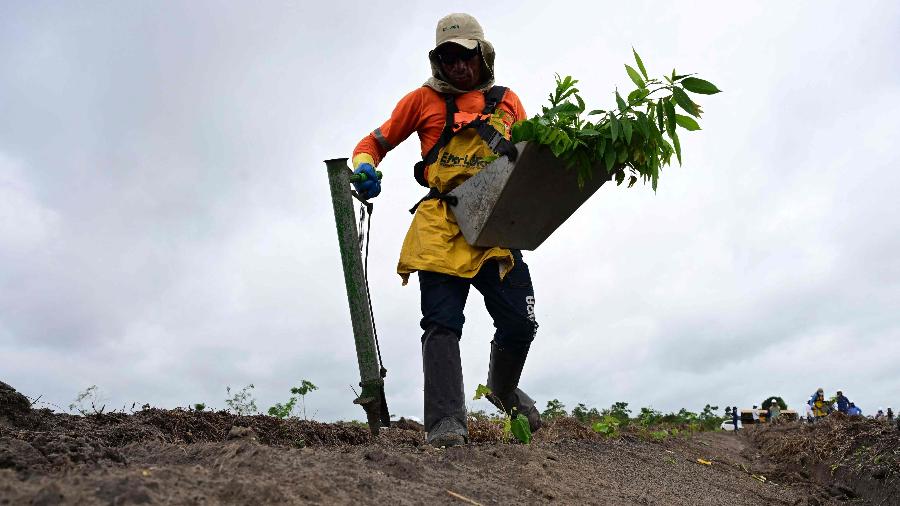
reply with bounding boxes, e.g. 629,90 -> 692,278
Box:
418,250 -> 537,353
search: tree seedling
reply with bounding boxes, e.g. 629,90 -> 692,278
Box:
511,49 -> 720,191
474,384 -> 532,444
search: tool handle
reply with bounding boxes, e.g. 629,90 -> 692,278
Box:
349,170 -> 383,183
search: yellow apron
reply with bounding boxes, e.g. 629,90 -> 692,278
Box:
397,111 -> 514,284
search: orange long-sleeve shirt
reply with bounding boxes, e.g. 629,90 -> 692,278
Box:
352,86 -> 526,169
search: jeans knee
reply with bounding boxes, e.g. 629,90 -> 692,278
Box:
495,318 -> 537,350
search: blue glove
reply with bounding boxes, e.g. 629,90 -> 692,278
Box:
352,163 -> 381,199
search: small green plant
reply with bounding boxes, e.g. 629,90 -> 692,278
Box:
637,406 -> 663,426
69,385 -> 106,415
602,401 -> 632,426
509,414 -> 532,444
474,384 -> 532,444
542,399 -> 568,420
268,380 -> 318,419
591,415 -> 621,437
698,404 -> 725,431
225,384 -> 257,416
193,403 -> 206,412
572,403 -> 602,424
511,49 -> 720,191
650,429 -> 669,441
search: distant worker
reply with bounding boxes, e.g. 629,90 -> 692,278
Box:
768,402 -> 781,424
835,390 -> 850,414
847,402 -> 862,416
808,387 -> 824,407
351,13 -> 538,447
752,405 -> 760,423
875,409 -> 885,420
812,392 -> 832,419
732,405 -> 740,432
888,407 -> 894,421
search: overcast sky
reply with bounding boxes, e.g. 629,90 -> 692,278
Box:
2,1 -> 898,422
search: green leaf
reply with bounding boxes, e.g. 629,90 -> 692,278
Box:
473,384 -> 492,400
655,101 -> 665,132
628,175 -> 638,188
558,87 -> 579,103
579,128 -> 601,137
681,77 -> 721,94
575,94 -> 585,113
671,130 -> 682,165
510,120 -> 534,143
633,48 -> 648,79
625,64 -> 645,88
664,99 -> 677,136
546,102 -> 581,117
635,111 -> 650,138
510,414 -> 532,444
674,114 -> 701,131
622,117 -> 633,144
615,91 -> 627,112
649,118 -> 664,145
609,114 -> 620,142
627,88 -> 649,105
672,87 -> 699,117
604,146 -> 615,173
587,109 -> 606,116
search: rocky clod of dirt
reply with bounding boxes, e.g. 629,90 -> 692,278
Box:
0,381 -> 32,427
227,425 -> 259,442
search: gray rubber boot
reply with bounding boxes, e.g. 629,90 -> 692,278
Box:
486,341 -> 542,432
422,326 -> 469,447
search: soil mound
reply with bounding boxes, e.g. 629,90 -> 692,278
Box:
752,415 -> 899,504
0,381 -> 32,427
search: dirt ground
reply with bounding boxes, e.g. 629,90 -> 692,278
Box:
2,381 -> 897,505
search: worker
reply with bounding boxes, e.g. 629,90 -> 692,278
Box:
808,387 -> 824,407
731,405 -> 740,432
351,13 -> 539,447
767,401 -> 781,424
811,392 -> 832,419
835,390 -> 850,414
847,402 -> 862,416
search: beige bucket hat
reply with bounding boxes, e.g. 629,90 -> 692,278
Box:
426,13 -> 496,93
434,13 -> 485,50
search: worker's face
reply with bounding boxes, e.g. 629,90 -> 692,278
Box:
436,43 -> 482,90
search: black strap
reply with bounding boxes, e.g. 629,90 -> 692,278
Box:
408,187 -> 458,214
414,94 -> 458,187
481,85 -> 507,114
413,86 -> 514,188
